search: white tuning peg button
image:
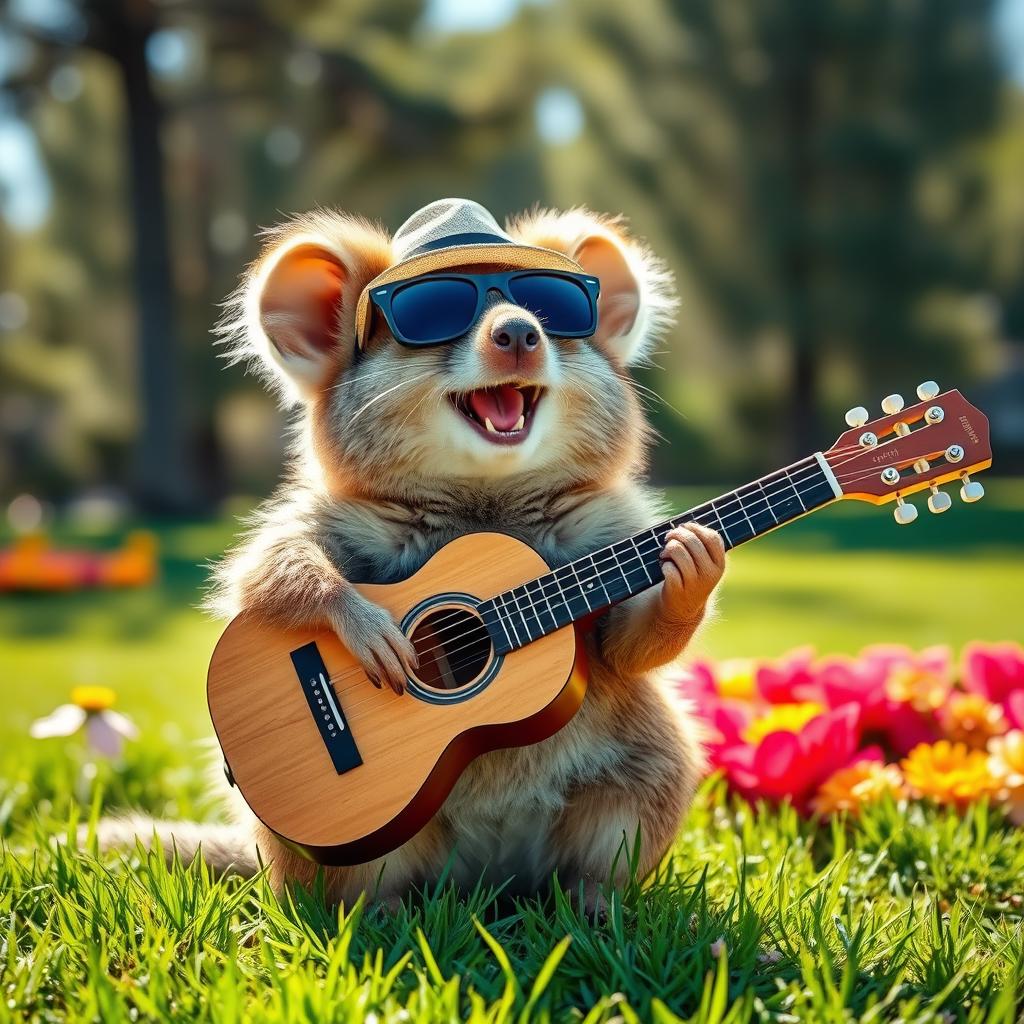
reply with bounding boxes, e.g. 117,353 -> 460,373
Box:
893,497 -> 918,525
881,394 -> 905,415
917,380 -> 940,401
845,406 -> 869,428
928,485 -> 952,514
960,475 -> 985,503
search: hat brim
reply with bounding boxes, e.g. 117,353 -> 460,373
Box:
355,243 -> 584,349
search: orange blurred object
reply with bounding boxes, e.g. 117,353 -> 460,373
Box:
0,531 -> 158,591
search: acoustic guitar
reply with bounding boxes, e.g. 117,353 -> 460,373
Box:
208,383 -> 992,865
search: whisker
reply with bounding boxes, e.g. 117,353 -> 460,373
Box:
348,372 -> 430,426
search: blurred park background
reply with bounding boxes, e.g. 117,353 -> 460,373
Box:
1,0 -> 1023,746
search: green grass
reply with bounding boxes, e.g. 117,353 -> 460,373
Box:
1,481 -> 1022,1022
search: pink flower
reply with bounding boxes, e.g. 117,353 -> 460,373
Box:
755,647 -> 820,704
962,643 -> 1024,730
816,645 -> 947,756
713,704 -> 865,812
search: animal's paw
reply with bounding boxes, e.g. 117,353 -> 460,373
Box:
658,522 -> 725,625
329,590 -> 418,695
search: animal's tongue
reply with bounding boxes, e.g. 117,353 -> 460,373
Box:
468,386 -> 525,431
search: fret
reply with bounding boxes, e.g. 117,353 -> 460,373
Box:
788,467 -> 807,511
503,589 -> 528,643
611,542 -> 632,590
707,499 -> 734,548
553,563 -> 591,620
478,598 -> 512,653
484,592 -> 515,652
513,584 -> 542,642
528,577 -> 559,633
570,557 -> 600,609
761,465 -> 805,523
739,481 -> 777,536
715,493 -> 755,544
626,536 -> 656,587
535,575 -> 562,631
757,478 -> 779,526
588,553 -> 615,605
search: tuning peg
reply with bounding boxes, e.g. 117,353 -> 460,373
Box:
881,394 -> 905,415
927,484 -> 952,514
893,497 -> 918,525
845,406 -> 869,428
917,380 -> 940,401
959,474 -> 984,503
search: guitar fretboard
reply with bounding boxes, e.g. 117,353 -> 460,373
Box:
478,453 -> 840,654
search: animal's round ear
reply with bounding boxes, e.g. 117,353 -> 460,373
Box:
508,208 -> 676,366
252,240 -> 348,396
574,235 -> 641,349
217,213 -> 393,403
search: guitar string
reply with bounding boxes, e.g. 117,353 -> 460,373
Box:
323,452 -> 956,713
324,446 -> 948,694
323,447 -> 930,692
322,457 -> 849,692
323,457 -> 833,683
325,441 -> 904,683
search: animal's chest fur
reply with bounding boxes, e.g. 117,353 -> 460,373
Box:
328,487 -> 642,585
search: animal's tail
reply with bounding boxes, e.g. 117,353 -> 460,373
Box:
82,815 -> 260,877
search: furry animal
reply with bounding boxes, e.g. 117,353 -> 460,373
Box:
92,201 -> 724,911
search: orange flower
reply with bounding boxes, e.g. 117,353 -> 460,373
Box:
813,760 -> 904,816
940,693 -> 1007,749
988,730 -> 1024,825
900,741 -> 998,808
886,665 -> 950,713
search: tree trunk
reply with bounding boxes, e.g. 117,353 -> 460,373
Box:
780,6 -> 819,457
110,2 -> 201,513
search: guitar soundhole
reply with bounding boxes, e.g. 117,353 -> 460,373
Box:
408,607 -> 493,692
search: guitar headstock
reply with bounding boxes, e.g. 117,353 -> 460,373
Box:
824,381 -> 992,524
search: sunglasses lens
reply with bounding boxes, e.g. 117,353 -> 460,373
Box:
390,278 -> 479,344
507,274 -> 595,335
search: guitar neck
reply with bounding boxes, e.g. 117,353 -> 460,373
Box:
479,452 -> 842,654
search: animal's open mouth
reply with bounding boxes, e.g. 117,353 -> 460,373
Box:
449,384 -> 544,446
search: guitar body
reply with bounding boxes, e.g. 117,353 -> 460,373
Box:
207,532 -> 586,866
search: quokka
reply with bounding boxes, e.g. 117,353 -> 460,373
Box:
92,198 -> 721,913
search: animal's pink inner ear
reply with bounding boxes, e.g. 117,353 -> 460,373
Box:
259,244 -> 346,358
574,236 -> 640,345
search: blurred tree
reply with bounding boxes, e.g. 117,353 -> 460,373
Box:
2,0 -> 200,511
561,0 -> 1003,458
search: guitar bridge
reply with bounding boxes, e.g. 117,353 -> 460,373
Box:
289,642 -> 362,774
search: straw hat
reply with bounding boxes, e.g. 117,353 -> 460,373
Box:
355,198 -> 584,348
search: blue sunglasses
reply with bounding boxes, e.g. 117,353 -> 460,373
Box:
365,270 -> 601,347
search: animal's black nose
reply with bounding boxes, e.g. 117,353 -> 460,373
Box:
491,315 -> 539,352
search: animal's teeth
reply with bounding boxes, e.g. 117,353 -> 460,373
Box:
485,417 -> 497,434
514,415 -> 525,430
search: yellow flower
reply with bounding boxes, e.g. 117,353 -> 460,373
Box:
716,659 -> 757,700
988,730 -> 1024,825
743,702 -> 824,744
900,741 -> 998,808
940,693 -> 1007,750
31,686 -> 137,758
70,685 -> 117,713
813,761 -> 905,816
886,666 -> 949,713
